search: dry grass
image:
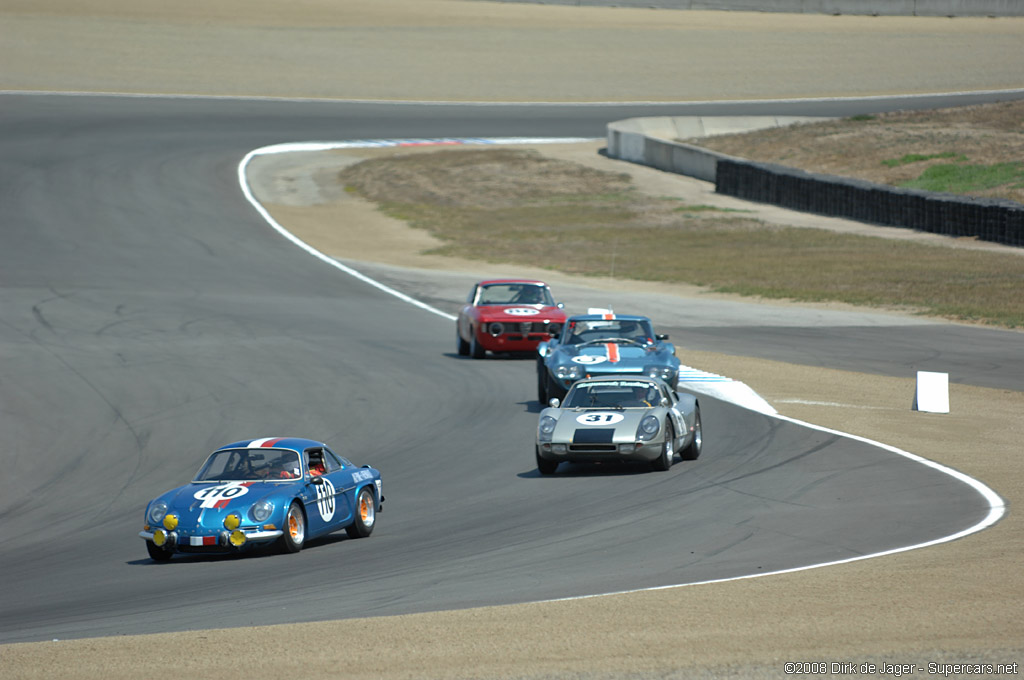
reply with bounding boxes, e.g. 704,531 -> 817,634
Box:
338,103 -> 1024,329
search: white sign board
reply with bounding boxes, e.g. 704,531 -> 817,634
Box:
913,371 -> 949,414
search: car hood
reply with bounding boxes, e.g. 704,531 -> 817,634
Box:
546,408 -> 664,441
475,304 -> 565,322
159,481 -> 286,528
557,343 -> 672,369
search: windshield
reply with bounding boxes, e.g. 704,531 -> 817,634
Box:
195,449 -> 303,482
564,381 -> 662,409
563,318 -> 654,345
476,283 -> 553,306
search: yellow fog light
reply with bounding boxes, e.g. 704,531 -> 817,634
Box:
153,529 -> 167,547
224,513 -> 241,531
229,530 -> 247,547
162,514 -> 179,531
263,524 -> 276,531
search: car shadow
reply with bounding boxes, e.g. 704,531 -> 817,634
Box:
130,531 -> 356,565
519,400 -> 544,414
443,352 -> 536,361
517,460 -> 665,479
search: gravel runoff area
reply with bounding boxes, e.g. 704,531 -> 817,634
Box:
3,0 -> 1023,677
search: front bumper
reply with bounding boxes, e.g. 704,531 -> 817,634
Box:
479,333 -> 554,353
536,439 -> 663,464
139,528 -> 283,552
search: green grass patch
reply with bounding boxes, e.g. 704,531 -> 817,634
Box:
900,161 -> 1024,194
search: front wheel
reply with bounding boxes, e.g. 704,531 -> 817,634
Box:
537,363 -> 549,404
470,330 -> 486,359
651,421 -> 674,471
536,446 -> 558,475
456,327 -> 470,356
279,501 -> 306,553
680,406 -> 702,460
146,541 -> 174,562
346,487 -> 377,539
545,372 -> 566,403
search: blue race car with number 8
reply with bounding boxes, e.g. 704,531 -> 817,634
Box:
139,437 -> 383,561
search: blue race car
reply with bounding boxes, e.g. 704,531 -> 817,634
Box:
536,312 -> 680,403
139,437 -> 383,561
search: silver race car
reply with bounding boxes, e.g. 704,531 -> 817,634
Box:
535,375 -> 702,474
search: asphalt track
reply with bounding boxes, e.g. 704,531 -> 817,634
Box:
0,92 -> 1014,644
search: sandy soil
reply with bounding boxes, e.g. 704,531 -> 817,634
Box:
3,1 -> 1023,677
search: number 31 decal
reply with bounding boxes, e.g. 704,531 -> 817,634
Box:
576,412 -> 624,425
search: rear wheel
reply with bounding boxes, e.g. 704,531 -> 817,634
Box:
456,327 -> 470,356
651,421 -> 674,471
536,446 -> 558,475
346,487 -> 377,539
680,406 -> 703,461
146,541 -> 173,562
279,501 -> 306,553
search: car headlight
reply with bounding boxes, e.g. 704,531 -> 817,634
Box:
251,500 -> 274,523
488,322 -> 504,336
538,415 -> 558,443
645,365 -> 676,382
637,415 -> 661,441
554,364 -> 584,381
547,323 -> 562,337
147,500 -> 169,525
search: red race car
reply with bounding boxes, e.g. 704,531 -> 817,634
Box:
456,279 -> 566,358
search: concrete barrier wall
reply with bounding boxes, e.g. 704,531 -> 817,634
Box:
605,117 -> 1024,247
481,0 -> 1024,17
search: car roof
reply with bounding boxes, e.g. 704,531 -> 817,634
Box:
477,279 -> 548,287
215,437 -> 325,455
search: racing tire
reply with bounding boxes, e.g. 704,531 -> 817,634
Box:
652,420 -> 674,471
457,327 -> 470,356
545,373 -> 566,403
279,501 -> 306,554
536,446 -> 559,475
680,405 -> 703,461
346,487 -> 377,539
537,363 -> 548,404
470,330 -> 486,359
146,541 -> 174,562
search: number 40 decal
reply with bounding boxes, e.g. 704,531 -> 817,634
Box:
575,412 -> 624,425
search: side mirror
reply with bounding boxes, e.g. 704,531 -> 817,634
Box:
310,476 -> 324,485
656,334 -> 669,340
548,397 -> 561,408
660,397 -> 669,407
556,302 -> 565,309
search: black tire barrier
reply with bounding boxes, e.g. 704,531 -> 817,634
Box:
715,159 -> 1024,248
